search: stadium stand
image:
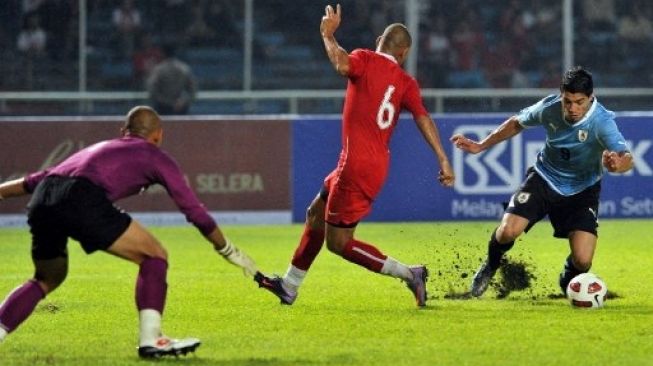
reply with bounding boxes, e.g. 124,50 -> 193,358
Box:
0,0 -> 651,114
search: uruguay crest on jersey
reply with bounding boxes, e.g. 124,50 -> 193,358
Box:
578,129 -> 588,142
516,192 -> 531,204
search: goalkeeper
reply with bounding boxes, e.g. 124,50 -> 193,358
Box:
0,105 -> 257,358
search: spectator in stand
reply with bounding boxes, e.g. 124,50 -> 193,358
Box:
21,0 -> 45,14
158,0 -> 190,35
132,33 -> 164,85
146,44 -> 196,115
450,10 -> 485,71
617,2 -> 653,45
1,0 -> 21,49
184,0 -> 216,46
17,12 -> 46,57
539,61 -> 562,89
581,0 -> 616,32
421,15 -> 451,87
112,0 -> 141,58
38,0 -> 73,61
205,0 -> 240,48
617,2 -> 653,74
483,39 -> 518,88
498,0 -> 535,67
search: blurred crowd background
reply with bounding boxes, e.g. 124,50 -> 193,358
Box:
0,0 -> 651,114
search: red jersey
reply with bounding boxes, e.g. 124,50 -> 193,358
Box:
331,48 -> 429,199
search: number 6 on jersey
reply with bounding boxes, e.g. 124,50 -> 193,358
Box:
377,85 -> 396,129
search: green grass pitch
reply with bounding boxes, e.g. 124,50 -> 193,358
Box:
0,220 -> 651,365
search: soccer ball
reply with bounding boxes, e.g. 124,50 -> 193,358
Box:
566,273 -> 607,309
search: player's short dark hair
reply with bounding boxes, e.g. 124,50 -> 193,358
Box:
561,66 -> 593,96
382,23 -> 412,50
123,106 -> 161,137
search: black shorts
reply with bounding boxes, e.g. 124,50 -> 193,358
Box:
27,176 -> 132,260
505,168 -> 600,238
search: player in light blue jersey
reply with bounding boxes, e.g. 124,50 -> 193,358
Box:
451,66 -> 634,297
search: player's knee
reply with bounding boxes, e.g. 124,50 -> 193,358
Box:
325,238 -> 344,255
148,244 -> 168,261
305,207 -> 324,229
34,266 -> 68,294
496,224 -> 521,243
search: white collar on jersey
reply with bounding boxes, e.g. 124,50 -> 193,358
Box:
572,96 -> 598,127
375,51 -> 398,64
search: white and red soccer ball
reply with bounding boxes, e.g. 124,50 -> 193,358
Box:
566,273 -> 607,309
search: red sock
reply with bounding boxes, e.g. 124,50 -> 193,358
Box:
290,226 -> 325,271
341,239 -> 387,273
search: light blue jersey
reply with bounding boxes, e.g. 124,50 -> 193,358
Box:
516,94 -> 628,196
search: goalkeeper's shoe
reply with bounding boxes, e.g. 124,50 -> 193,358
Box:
254,271 -> 297,305
406,266 -> 429,307
138,336 -> 201,359
470,261 -> 497,297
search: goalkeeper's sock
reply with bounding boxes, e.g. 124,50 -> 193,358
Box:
136,257 -> 168,314
290,226 -> 325,271
0,327 -> 7,342
341,239 -> 387,273
216,240 -> 235,256
138,309 -> 162,347
282,265 -> 306,292
487,229 -> 514,270
0,280 -> 45,333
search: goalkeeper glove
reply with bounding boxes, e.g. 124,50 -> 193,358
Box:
216,240 -> 258,277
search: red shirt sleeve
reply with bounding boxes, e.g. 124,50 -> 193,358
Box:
401,77 -> 429,120
347,49 -> 369,79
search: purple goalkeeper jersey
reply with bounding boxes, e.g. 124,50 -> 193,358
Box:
23,135 -> 216,235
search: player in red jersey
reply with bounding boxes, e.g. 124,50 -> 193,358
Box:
256,4 -> 454,307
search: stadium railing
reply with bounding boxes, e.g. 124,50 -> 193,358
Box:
1,88 -> 652,115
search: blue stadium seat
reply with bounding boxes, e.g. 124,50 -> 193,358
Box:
100,61 -> 132,79
184,47 -> 241,63
446,71 -> 488,88
256,32 -> 285,47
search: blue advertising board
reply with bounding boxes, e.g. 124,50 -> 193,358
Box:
292,113 -> 653,222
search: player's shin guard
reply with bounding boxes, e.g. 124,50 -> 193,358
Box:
341,239 -> 387,273
290,226 -> 325,271
487,229 -> 514,270
559,255 -> 587,294
0,280 -> 45,335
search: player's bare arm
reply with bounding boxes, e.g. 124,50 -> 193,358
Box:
414,115 -> 454,187
320,4 -> 349,76
451,116 -> 524,154
602,150 -> 634,173
0,178 -> 28,200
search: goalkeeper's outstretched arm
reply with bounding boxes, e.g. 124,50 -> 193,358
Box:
205,227 -> 258,277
